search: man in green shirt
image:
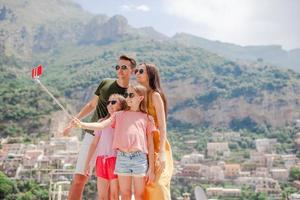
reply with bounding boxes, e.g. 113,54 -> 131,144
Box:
63,55 -> 136,200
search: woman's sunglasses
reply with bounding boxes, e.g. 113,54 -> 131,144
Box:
124,92 -> 135,98
115,65 -> 128,71
134,68 -> 144,75
107,100 -> 117,105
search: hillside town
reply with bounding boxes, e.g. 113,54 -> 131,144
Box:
1,130 -> 300,199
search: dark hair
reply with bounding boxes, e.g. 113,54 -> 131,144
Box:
119,55 -> 136,69
142,63 -> 168,119
128,84 -> 148,114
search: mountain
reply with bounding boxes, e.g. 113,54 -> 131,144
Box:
172,33 -> 300,72
1,0 -> 300,138
0,0 -> 167,61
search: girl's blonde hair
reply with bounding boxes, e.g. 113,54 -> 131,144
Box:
128,84 -> 148,114
104,94 -> 127,119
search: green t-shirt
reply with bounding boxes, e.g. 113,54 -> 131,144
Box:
91,78 -> 127,122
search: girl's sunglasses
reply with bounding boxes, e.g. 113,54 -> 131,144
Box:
115,65 -> 128,71
134,68 -> 144,75
107,100 -> 117,105
124,92 -> 135,98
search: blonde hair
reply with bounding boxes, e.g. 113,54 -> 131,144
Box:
104,94 -> 127,119
128,84 -> 148,114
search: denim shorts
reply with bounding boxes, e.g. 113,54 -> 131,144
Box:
114,151 -> 148,177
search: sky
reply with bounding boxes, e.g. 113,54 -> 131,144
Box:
72,0 -> 300,50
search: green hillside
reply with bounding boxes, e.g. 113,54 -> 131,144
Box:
1,0 -> 300,138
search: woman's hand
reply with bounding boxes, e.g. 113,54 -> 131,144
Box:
72,117 -> 83,128
146,168 -> 155,185
63,123 -> 73,136
156,151 -> 166,173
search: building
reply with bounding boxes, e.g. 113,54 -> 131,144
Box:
23,149 -> 44,169
293,181 -> 300,190
290,193 -> 300,200
179,164 -> 202,177
206,142 -> 230,158
48,137 -> 80,155
180,153 -> 204,165
206,187 -> 241,198
270,169 -> 289,182
235,177 -> 281,199
239,171 -> 251,177
224,164 -> 240,179
255,139 -> 277,153
281,155 -> 297,169
250,150 -> 265,166
206,187 -> 223,197
254,167 -> 269,177
0,143 -> 25,158
201,165 -> 224,182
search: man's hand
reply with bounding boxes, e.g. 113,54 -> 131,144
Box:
63,123 -> 73,137
84,164 -> 90,176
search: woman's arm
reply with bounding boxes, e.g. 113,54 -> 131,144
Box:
84,134 -> 101,175
75,117 -> 112,131
146,131 -> 155,183
152,92 -> 167,155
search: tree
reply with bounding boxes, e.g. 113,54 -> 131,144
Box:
0,172 -> 14,199
289,167 -> 300,181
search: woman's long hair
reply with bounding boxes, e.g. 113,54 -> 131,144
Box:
128,84 -> 148,114
142,63 -> 168,119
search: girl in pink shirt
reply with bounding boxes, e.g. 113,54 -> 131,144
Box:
75,85 -> 155,200
83,94 -> 127,200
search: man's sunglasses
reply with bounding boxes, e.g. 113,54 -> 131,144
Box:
124,92 -> 135,98
115,65 -> 129,70
134,68 -> 144,75
107,100 -> 117,105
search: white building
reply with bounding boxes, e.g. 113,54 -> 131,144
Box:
290,193 -> 300,200
270,169 -> 289,182
201,165 -> 224,182
206,187 -> 241,198
207,142 -> 230,158
255,138 -> 277,153
281,155 -> 297,169
180,153 -> 204,165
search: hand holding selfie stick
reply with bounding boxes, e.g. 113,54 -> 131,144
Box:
31,65 -> 73,120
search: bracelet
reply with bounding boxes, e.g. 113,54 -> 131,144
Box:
159,152 -> 166,161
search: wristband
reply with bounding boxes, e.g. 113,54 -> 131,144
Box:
159,152 -> 166,161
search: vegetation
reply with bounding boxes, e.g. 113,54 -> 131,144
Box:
0,172 -> 48,200
289,167 -> 300,181
1,1 -> 300,199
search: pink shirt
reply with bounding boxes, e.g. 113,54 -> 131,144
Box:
95,126 -> 116,157
111,111 -> 156,154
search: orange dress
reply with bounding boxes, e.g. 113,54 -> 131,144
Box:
145,91 -> 174,200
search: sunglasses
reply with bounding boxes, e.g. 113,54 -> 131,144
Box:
107,100 -> 117,106
134,68 -> 144,75
115,65 -> 128,71
124,92 -> 135,98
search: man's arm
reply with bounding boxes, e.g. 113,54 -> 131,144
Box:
75,95 -> 99,119
63,95 -> 99,136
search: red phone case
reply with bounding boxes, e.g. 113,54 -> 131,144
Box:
31,65 -> 43,78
